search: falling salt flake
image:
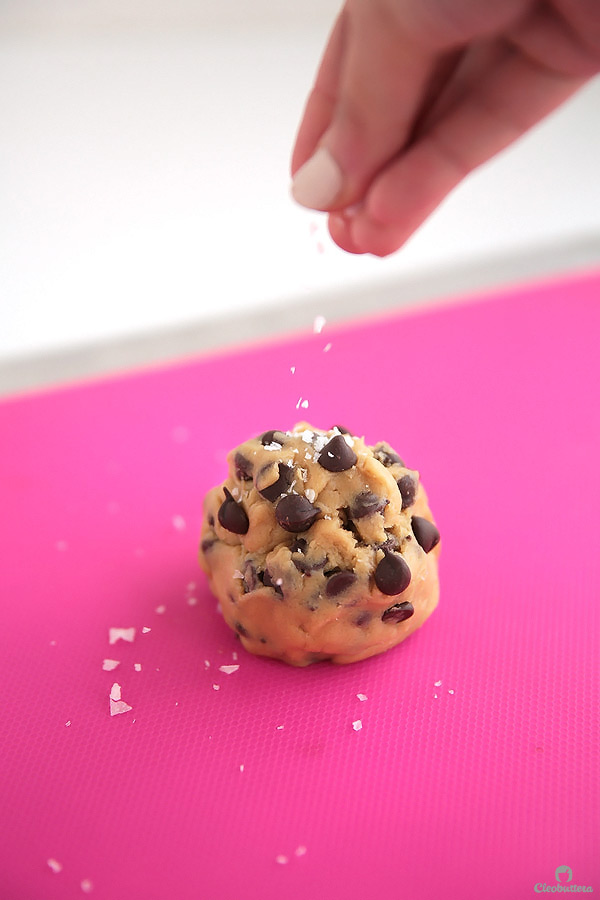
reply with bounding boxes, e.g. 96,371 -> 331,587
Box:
305,488 -> 316,503
212,684 -> 220,691
142,626 -> 151,634
290,366 -> 296,374
323,342 -> 332,353
171,426 -> 189,443
109,627 -> 135,645
110,683 -> 122,701
448,689 -> 455,695
109,683 -> 132,716
434,680 -> 442,687
433,694 -> 438,699
172,515 -> 186,531
204,660 -> 210,669
357,693 -> 368,702
187,596 -> 198,606
80,879 -> 93,893
155,605 -> 166,614
219,664 -> 240,675
232,570 -> 244,580
55,540 -> 68,552
47,858 -> 62,874
300,399 -> 309,409
276,725 -> 284,730
295,397 -> 304,410
65,720 -> 71,727
295,846 -> 307,857
313,315 -> 326,334
239,764 -> 245,772
276,855 -> 289,865
134,663 -> 142,672
352,720 -> 363,731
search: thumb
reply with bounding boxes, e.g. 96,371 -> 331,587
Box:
291,0 -> 434,212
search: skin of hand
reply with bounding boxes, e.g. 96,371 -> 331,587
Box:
290,0 -> 600,257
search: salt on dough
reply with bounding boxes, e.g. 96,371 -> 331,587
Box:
199,424 -> 440,666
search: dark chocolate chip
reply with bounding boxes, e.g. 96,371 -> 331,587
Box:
325,570 -> 357,597
234,452 -> 253,482
374,551 -> 411,595
235,621 -> 249,638
293,555 -> 326,574
290,538 -> 308,554
411,516 -> 440,553
382,601 -> 414,624
260,430 -> 286,446
208,514 -> 215,527
355,611 -> 372,627
200,537 -> 217,553
217,487 -> 249,535
350,490 -> 389,519
375,535 -> 400,553
318,434 -> 357,472
333,424 -> 352,434
258,463 -> 294,502
397,474 -> 417,509
323,566 -> 341,577
275,494 -> 320,533
262,569 -> 284,597
373,442 -> 404,468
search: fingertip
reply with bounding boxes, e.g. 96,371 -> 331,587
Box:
328,211 -> 367,254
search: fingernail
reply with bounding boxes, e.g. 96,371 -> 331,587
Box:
291,147 -> 343,210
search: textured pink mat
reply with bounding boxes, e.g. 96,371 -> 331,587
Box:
1,270 -> 599,900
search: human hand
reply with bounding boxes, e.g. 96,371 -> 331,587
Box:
290,0 -> 600,256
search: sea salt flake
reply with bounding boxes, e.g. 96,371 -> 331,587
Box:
102,659 -> 120,671
65,720 -> 71,727
219,664 -> 240,675
448,689 -> 455,695
263,441 -> 282,451
313,315 -> 326,334
290,366 -> 296,374
212,684 -> 220,691
134,663 -> 142,672
434,680 -> 442,687
47,858 -> 62,874
80,879 -> 93,893
323,342 -> 332,352
433,694 -> 438,699
187,596 -> 198,606
304,488 -> 316,503
172,515 -> 186,531
276,725 -> 284,730
204,660 -> 210,668
298,468 -> 308,482
109,627 -> 135,645
300,429 -> 314,443
239,764 -> 245,772
232,570 -> 244,580
276,855 -> 289,865
300,399 -> 309,409
142,627 -> 151,633
357,693 -> 368,702
110,683 -> 122,702
295,397 -> 304,410
343,434 -> 355,448
295,846 -> 307,857
313,434 -> 328,452
352,720 -> 363,731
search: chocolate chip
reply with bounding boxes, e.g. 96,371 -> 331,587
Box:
242,560 -> 258,593
375,535 -> 400,553
217,487 -> 249,535
355,611 -> 372,627
263,569 -> 284,597
290,538 -> 308,554
200,537 -> 217,553
325,570 -> 357,597
374,551 -> 411,595
208,514 -> 215,527
235,621 -> 249,638
260,430 -> 286,446
397,474 -> 417,509
382,601 -> 414,623
258,463 -> 294,502
333,424 -> 351,434
323,566 -> 341,577
275,494 -> 320,533
318,434 -> 357,472
350,490 -> 389,519
411,516 -> 440,553
234,452 -> 253,482
373,442 -> 404,468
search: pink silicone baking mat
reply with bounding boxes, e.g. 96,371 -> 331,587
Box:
1,270 -> 599,900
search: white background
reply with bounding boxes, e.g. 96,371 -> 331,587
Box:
1,0 -> 599,371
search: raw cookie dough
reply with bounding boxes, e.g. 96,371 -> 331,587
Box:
199,424 -> 440,666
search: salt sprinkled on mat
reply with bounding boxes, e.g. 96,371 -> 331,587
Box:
134,663 -> 142,672
275,855 -> 289,865
204,660 -> 210,668
187,596 -> 198,606
434,679 -> 442,687
323,342 -> 332,352
290,366 -> 296,374
102,659 -> 120,671
172,515 -> 186,531
433,694 -> 438,699
276,725 -> 284,730
108,627 -> 135,645
295,846 -> 307,857
47,858 -> 62,874
142,626 -> 151,633
80,879 -> 93,893
212,684 -> 220,691
352,720 -> 363,731
304,488 -> 316,503
219,665 -> 240,675
357,693 -> 368,702
155,605 -> 166,614
313,315 -> 326,334
65,720 -> 71,727
448,689 -> 455,694
109,683 -> 132,716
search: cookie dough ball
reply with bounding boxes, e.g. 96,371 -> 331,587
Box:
199,424 -> 440,666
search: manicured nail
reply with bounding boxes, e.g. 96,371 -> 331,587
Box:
291,147 -> 343,210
